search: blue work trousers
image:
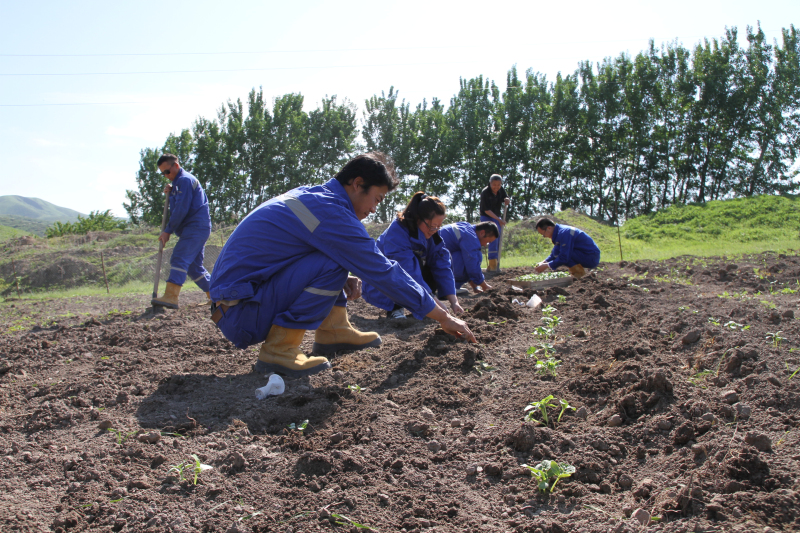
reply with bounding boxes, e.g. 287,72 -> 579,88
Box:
449,253 -> 471,288
167,227 -> 211,292
215,251 -> 348,349
480,215 -> 503,260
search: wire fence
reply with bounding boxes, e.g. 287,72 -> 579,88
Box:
0,224 -> 238,298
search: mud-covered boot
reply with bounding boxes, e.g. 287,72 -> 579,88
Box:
487,259 -> 498,271
254,325 -> 331,378
152,282 -> 181,309
312,305 -> 381,355
568,264 -> 587,279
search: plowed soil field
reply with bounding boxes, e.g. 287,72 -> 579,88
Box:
1,253 -> 799,533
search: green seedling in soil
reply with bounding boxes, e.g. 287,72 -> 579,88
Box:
521,460 -> 576,493
167,461 -> 189,483
557,294 -> 566,303
781,286 -> 798,294
527,342 -> 554,359
487,319 -> 508,325
542,315 -> 561,329
788,365 -> 800,380
287,419 -> 309,433
776,430 -> 791,447
760,299 -> 777,310
239,511 -> 263,522
533,325 -> 553,340
542,305 -> 557,317
707,317 -> 721,326
524,395 -> 556,425
557,399 -> 575,423
347,384 -> 365,393
766,331 -> 784,348
473,361 -> 496,376
331,513 -> 377,530
190,454 -> 213,485
688,370 -> 713,388
627,283 -> 650,292
535,357 -> 561,378
107,428 -> 137,445
723,321 -> 750,331
169,454 -> 212,485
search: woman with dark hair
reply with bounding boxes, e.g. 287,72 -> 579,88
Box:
362,192 -> 462,319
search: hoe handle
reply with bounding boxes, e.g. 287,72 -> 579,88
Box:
152,194 -> 170,298
495,203 -> 509,271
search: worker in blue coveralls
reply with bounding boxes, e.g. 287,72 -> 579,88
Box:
534,217 -> 601,278
479,174 -> 511,271
439,221 -> 499,294
209,152 -> 476,378
362,192 -> 463,320
151,154 -> 212,309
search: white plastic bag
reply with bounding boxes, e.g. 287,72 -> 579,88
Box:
255,373 -> 285,399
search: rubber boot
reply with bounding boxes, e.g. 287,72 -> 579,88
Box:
487,259 -> 498,271
152,282 -> 181,309
312,305 -> 382,355
568,264 -> 587,279
254,325 -> 331,378
195,291 -> 212,308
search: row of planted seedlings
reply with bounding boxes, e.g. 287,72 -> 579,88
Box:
521,295 -> 577,493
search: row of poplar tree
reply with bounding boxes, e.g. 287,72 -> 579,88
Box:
124,24 -> 800,226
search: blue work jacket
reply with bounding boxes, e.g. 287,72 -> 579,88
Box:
362,218 -> 456,311
164,168 -> 211,236
544,224 -> 601,270
439,222 -> 485,285
209,179 -> 437,319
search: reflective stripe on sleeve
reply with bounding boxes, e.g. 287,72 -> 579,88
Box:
284,196 -> 320,233
454,226 -> 461,240
303,286 -> 341,297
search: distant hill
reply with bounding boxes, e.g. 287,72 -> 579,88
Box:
0,196 -> 87,237
0,195 -> 85,222
0,215 -> 52,237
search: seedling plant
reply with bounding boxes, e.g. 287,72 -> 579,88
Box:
766,331 -> 784,348
287,419 -> 309,433
525,395 -> 556,425
331,513 -> 376,530
168,454 -> 213,485
521,460 -> 576,493
535,357 -> 561,378
107,428 -> 137,445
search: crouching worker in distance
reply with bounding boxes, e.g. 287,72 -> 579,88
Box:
534,217 -> 601,278
208,153 -> 476,378
362,192 -> 463,320
439,221 -> 499,294
151,153 -> 212,309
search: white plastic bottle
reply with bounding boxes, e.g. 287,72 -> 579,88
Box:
255,374 -> 285,399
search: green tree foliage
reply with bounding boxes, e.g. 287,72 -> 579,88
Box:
46,210 -> 127,237
127,24 -> 800,226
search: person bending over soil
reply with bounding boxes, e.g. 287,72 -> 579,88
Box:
208,153 -> 476,378
534,217 -> 601,279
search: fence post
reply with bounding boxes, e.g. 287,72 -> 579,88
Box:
11,256 -> 21,299
100,251 -> 110,294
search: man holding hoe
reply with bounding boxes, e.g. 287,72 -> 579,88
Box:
534,217 -> 601,278
208,152 -> 476,378
151,154 -> 212,309
479,173 -> 511,271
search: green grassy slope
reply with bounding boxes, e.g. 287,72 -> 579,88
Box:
0,224 -> 31,242
0,215 -> 52,237
502,194 -> 800,267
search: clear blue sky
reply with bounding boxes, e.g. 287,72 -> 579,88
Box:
0,0 -> 795,217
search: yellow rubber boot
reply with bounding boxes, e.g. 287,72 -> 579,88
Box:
568,264 -> 587,279
254,325 -> 331,378
487,259 -> 498,271
312,305 -> 381,355
152,282 -> 181,309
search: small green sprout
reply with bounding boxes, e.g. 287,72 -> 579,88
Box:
557,294 -> 566,303
708,317 -> 721,326
107,428 -> 137,445
524,395 -> 556,425
287,419 -> 309,432
473,361 -> 496,375
542,305 -> 557,317
557,399 -> 576,423
347,384 -> 365,393
766,331 -> 784,348
330,513 -> 376,530
723,321 -> 749,330
535,357 -> 561,378
521,460 -> 576,493
168,454 -> 213,485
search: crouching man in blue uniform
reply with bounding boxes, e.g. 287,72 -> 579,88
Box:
208,153 -> 476,378
151,154 -> 212,309
439,221 -> 499,294
534,217 -> 601,278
